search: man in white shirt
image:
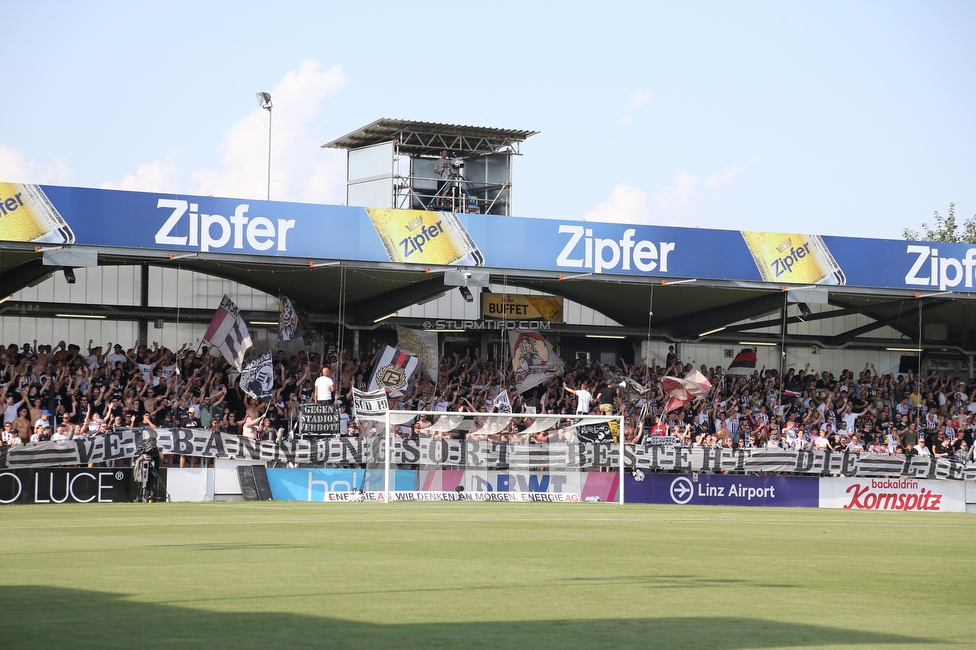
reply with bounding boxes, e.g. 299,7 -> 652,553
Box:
563,380 -> 592,414
86,343 -> 104,370
106,344 -> 128,369
3,391 -> 25,425
313,367 -> 335,404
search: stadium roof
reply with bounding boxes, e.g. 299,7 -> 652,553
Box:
1,242 -> 971,352
321,119 -> 538,158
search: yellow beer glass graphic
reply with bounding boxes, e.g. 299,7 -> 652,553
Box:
741,231 -> 845,285
366,208 -> 484,267
0,183 -> 75,244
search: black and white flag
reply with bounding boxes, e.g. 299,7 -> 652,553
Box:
240,352 -> 274,401
278,295 -> 308,342
493,390 -> 512,413
368,345 -> 420,398
203,295 -> 252,371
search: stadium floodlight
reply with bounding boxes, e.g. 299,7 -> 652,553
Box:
255,92 -> 272,201
797,302 -> 813,321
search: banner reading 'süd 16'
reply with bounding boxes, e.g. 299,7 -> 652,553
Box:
4,182 -> 976,292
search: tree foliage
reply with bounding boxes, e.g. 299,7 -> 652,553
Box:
903,203 -> 976,243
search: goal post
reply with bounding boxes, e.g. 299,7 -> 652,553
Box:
356,410 -> 626,503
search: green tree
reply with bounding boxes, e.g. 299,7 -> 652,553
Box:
903,203 -> 976,243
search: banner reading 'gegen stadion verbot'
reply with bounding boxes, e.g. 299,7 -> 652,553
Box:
1,182 -> 974,293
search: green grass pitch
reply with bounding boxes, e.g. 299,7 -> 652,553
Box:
1,502 -> 974,649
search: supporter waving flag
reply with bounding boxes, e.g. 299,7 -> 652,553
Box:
278,295 -> 308,341
203,295 -> 252,371
510,331 -> 564,393
726,346 -> 758,376
368,345 -> 420,397
493,389 -> 512,413
240,352 -> 274,401
395,326 -> 439,383
662,368 -> 712,414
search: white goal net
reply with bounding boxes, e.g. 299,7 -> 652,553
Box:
354,409 -> 626,503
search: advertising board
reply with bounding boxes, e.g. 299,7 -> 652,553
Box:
4,183 -> 976,292
624,472 -> 819,507
819,477 -> 966,512
0,468 -> 137,505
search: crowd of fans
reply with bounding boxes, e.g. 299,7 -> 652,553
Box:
1,338 -> 974,463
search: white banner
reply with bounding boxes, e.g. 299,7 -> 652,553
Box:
2,433 -> 976,482
352,387 -> 389,419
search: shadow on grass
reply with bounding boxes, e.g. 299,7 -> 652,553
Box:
144,542 -> 309,552
560,574 -> 799,588
0,586 -> 938,649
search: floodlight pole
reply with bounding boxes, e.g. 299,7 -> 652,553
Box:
255,92 -> 273,201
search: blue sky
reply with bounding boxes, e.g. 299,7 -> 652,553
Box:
2,0 -> 973,240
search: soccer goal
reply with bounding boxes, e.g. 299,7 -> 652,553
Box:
355,410 -> 626,503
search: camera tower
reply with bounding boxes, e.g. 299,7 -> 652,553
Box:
323,119 -> 537,215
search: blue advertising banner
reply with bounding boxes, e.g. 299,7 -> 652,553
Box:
266,468 -> 416,501
624,472 -> 819,507
2,181 -> 974,292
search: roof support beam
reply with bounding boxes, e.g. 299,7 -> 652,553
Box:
660,293 -> 788,339
825,300 -> 946,346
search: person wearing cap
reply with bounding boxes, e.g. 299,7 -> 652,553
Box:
31,416 -> 52,443
50,422 -> 71,443
33,409 -> 53,432
106,344 -> 127,369
180,406 -> 201,428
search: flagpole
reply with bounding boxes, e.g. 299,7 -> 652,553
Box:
778,292 -> 787,420
383,407 -> 391,503
618,414 -> 625,505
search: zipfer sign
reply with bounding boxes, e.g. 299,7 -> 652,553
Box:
14,182 -> 976,292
